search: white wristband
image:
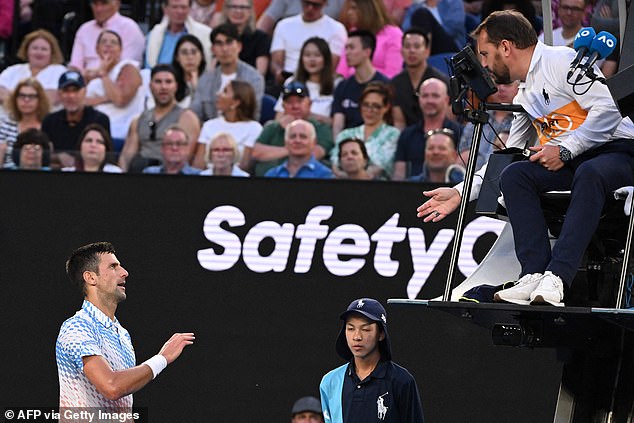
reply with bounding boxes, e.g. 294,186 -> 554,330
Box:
143,354 -> 167,379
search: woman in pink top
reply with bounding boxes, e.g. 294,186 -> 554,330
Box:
335,0 -> 403,78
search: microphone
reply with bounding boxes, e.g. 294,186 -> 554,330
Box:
567,27 -> 596,80
574,31 -> 617,83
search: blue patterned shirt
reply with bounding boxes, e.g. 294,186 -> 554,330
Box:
56,300 -> 136,408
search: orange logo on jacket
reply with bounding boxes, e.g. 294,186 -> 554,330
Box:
533,101 -> 588,144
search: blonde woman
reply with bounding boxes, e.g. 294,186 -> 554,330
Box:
200,132 -> 250,176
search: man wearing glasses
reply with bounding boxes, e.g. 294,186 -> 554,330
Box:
143,124 -> 201,174
539,0 -> 588,47
269,0 -> 347,85
119,64 -> 200,172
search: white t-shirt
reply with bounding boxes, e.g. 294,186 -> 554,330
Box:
198,116 -> 263,155
270,14 -> 347,74
86,59 -> 145,140
200,164 -> 250,177
0,63 -> 67,91
538,27 -> 574,48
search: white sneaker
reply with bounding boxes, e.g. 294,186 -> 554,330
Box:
494,273 -> 543,305
530,271 -> 564,307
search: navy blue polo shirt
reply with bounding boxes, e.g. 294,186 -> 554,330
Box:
341,360 -> 425,423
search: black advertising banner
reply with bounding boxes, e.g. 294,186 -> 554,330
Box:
0,171 -> 560,422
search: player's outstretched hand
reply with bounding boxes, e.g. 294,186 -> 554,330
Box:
159,333 -> 195,364
416,187 -> 461,222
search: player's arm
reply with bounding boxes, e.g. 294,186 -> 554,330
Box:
82,332 -> 194,400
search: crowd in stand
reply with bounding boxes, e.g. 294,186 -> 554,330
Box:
0,0 -> 623,180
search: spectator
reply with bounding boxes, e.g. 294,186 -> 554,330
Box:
190,23 -> 264,122
190,0 -> 217,26
194,80 -> 262,170
70,0 -> 145,77
264,119 -> 333,178
0,30 -> 66,111
336,0 -> 403,78
212,0 -> 271,78
143,124 -> 201,174
331,30 -> 389,138
336,137 -> 373,180
269,0 -> 346,85
405,0 -> 465,53
146,0 -> 213,68
41,71 -> 110,169
85,30 -> 144,151
392,77 -> 462,180
390,27 -> 449,130
410,128 -> 464,183
256,0 -> 344,36
274,37 -> 340,124
290,396 -> 324,423
252,81 -> 333,176
172,34 -> 207,108
458,81 -> 518,170
331,82 -> 399,179
0,78 -> 50,169
200,132 -> 251,176
119,65 -> 200,172
7,128 -> 51,170
0,0 -> 13,40
61,123 -> 122,173
539,0 -> 587,46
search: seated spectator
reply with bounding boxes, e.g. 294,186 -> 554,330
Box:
264,119 -> 333,178
410,128 -> 464,183
0,78 -> 50,168
146,0 -> 213,68
190,0 -> 216,26
200,132 -> 251,176
7,128 -> 51,170
190,23 -> 264,122
538,0 -> 587,46
119,64 -> 200,172
392,77 -> 462,180
212,0 -> 271,78
0,30 -> 66,112
256,0 -> 344,35
194,80 -> 262,170
252,81 -> 333,176
290,396 -> 324,423
404,0 -> 465,53
390,27 -> 449,130
458,81 -> 518,170
336,0 -> 403,78
332,30 -> 389,138
172,34 -> 207,108
70,0 -> 145,77
41,71 -> 111,169
85,30 -> 144,151
143,124 -> 201,174
62,124 -> 122,173
269,0 -> 346,85
336,137 -> 373,180
274,37 -> 340,125
331,81 -> 399,179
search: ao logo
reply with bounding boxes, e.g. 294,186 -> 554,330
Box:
197,205 -> 505,299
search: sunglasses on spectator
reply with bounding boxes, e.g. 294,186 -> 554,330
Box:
361,102 -> 385,111
162,141 -> 189,148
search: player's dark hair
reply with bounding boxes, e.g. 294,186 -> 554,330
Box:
66,242 -> 116,296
